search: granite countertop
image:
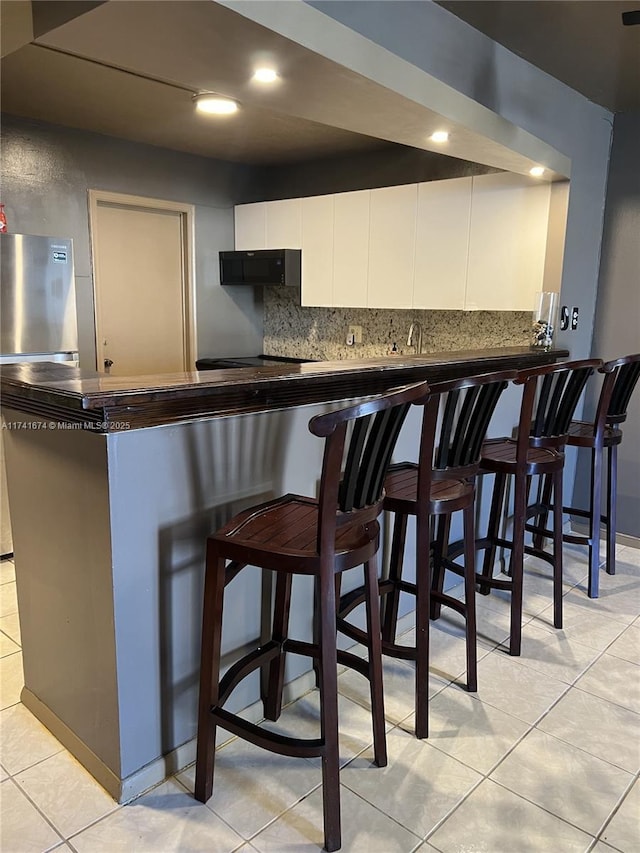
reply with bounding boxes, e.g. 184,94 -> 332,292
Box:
0,347 -> 568,431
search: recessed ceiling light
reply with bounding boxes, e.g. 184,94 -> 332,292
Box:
253,68 -> 279,83
529,166 -> 545,177
430,131 -> 449,143
193,94 -> 239,115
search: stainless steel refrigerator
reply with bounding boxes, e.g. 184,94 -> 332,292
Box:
1,233 -> 79,555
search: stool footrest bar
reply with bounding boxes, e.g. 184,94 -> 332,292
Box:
218,640 -> 280,705
211,707 -> 325,758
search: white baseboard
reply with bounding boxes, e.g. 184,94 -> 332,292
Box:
570,520 -> 640,550
21,668 -> 321,803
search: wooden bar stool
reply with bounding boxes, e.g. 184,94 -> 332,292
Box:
337,370 -> 515,739
194,381 -> 428,853
537,353 -> 640,597
475,359 -> 601,657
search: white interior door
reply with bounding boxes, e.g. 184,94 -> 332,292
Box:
91,194 -> 194,376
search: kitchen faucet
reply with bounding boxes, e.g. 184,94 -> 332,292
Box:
407,321 -> 423,354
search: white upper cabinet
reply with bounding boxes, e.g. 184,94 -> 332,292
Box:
333,190 -> 370,308
234,173 -> 559,312
301,195 -> 334,307
466,173 -> 552,311
265,198 -> 302,249
413,177 -> 472,310
368,184 -> 417,309
234,203 -> 266,250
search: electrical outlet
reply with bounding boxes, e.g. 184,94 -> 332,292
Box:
347,325 -> 363,344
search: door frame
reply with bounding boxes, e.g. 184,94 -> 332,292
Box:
88,189 -> 197,372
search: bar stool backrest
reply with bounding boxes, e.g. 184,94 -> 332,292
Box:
309,382 -> 429,549
516,359 -> 602,450
602,353 -> 640,426
419,370 -> 518,483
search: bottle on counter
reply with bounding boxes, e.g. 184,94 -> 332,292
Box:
0,204 -> 7,233
389,341 -> 399,355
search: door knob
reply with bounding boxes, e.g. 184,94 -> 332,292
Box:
104,358 -> 114,371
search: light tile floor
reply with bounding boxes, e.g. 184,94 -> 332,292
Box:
1,545 -> 638,852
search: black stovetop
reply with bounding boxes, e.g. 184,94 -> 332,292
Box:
195,355 -> 312,370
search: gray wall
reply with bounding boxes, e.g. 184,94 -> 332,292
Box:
250,144 -> 499,201
573,112 -> 640,536
0,114 -> 265,369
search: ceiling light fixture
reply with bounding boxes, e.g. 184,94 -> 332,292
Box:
529,166 -> 545,177
253,68 -> 279,83
193,94 -> 239,115
430,130 -> 449,143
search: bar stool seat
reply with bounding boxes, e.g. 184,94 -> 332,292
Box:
194,381 -> 428,852
480,437 -> 564,475
384,468 -> 474,509
214,494 -> 383,571
568,420 -> 623,444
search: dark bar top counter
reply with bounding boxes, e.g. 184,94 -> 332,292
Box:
0,347 -> 568,431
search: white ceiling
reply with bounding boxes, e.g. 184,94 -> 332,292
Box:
2,0 -> 632,173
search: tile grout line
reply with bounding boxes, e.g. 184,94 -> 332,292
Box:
471,627 -> 637,841
335,784 -> 425,846
588,771 -> 640,851
419,683 -> 571,845
421,571 -> 639,845
2,738 -> 68,781
486,774 -> 598,844
2,775 -> 66,849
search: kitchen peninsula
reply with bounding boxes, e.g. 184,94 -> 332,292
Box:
1,347 -> 566,802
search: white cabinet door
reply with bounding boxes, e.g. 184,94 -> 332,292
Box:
413,177 -> 471,310
301,195 -> 334,306
234,203 -> 266,250
333,190 -> 370,307
368,184 -> 417,308
466,173 -> 551,311
265,198 -> 302,249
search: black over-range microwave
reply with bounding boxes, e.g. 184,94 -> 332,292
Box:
219,249 -> 301,286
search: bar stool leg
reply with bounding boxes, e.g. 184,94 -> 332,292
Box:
533,474 -> 553,552
509,471 -> 527,656
364,556 -> 388,765
462,502 -> 478,691
588,445 -> 603,598
552,468 -> 564,628
606,442 -> 618,575
480,472 -> 506,594
264,571 -> 293,721
415,513 -> 431,739
430,514 -> 451,620
382,513 -> 407,643
317,569 -> 341,853
195,546 -> 227,804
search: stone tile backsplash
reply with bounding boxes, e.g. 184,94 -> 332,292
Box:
264,287 -> 531,360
